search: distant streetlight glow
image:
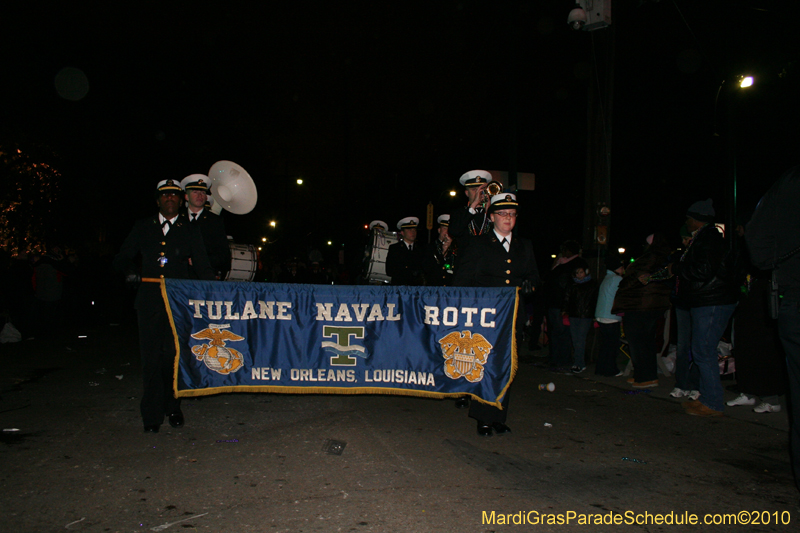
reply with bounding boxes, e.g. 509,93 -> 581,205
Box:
270,220 -> 276,228
296,178 -> 304,185
262,237 -> 267,242
739,76 -> 754,88
551,254 -> 557,259
618,247 -> 625,254
449,190 -> 456,197
327,241 -> 332,246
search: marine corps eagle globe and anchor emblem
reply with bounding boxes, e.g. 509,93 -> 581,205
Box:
438,331 -> 493,382
190,323 -> 245,375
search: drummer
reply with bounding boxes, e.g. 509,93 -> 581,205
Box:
180,175 -> 231,280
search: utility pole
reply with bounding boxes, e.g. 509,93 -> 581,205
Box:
568,0 -> 614,275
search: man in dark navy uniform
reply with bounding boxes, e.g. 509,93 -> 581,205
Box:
448,170 -> 493,243
114,179 -> 216,433
424,214 -> 457,287
448,170 -> 494,409
454,192 -> 541,436
385,216 -> 426,286
181,174 -> 231,280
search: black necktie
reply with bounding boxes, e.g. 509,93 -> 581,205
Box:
408,244 -> 413,251
501,238 -> 508,252
191,213 -> 198,223
162,219 -> 171,234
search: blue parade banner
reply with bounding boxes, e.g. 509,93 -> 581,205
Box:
161,279 -> 519,408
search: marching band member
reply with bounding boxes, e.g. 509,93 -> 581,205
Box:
448,170 -> 493,409
424,214 -> 456,287
180,175 -> 231,280
448,170 -> 493,243
385,216 -> 426,286
454,192 -> 541,436
113,180 -> 216,433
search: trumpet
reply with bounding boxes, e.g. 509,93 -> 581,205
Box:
486,181 -> 503,197
481,181 -> 504,205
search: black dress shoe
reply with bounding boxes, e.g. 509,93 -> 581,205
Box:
492,422 -> 511,435
477,423 -> 493,437
455,397 -> 470,409
143,425 -> 160,433
168,411 -> 184,428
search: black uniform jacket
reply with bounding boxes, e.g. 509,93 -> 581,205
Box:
448,205 -> 491,241
185,208 -> 231,278
385,241 -> 426,286
453,231 -> 541,289
113,213 -> 216,310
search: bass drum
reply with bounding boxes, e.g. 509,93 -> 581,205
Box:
225,243 -> 258,282
362,228 -> 399,284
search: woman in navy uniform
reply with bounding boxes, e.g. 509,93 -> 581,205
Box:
454,192 -> 541,436
113,179 -> 216,433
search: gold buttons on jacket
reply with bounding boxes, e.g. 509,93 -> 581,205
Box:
505,280 -> 510,284
161,241 -> 166,245
506,270 -> 511,274
159,275 -> 164,278
160,252 -> 165,256
506,259 -> 511,263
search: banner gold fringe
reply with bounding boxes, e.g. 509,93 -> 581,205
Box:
174,385 -> 503,408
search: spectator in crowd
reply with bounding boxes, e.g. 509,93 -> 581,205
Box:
594,251 -> 625,377
745,165 -> 800,492
670,199 -> 740,417
564,258 -> 598,373
727,226 -> 786,413
612,233 -> 673,388
544,240 -> 582,370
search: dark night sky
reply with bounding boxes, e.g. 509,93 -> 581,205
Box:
3,1 -> 798,267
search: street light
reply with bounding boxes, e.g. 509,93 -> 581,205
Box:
449,190 -> 456,197
270,220 -> 276,228
296,178 -> 304,185
617,247 -> 625,254
714,73 -> 754,251
262,237 -> 267,243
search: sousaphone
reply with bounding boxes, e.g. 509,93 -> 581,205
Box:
187,161 -> 259,281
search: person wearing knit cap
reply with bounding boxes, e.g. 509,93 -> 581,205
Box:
385,217 -> 425,285
113,180 -> 216,433
670,198 -> 739,417
180,174 -> 231,280
453,192 -> 541,436
686,198 -> 715,223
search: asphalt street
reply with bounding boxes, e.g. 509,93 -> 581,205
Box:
1,318 -> 798,533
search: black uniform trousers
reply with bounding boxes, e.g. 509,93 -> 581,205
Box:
137,285 -> 181,426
